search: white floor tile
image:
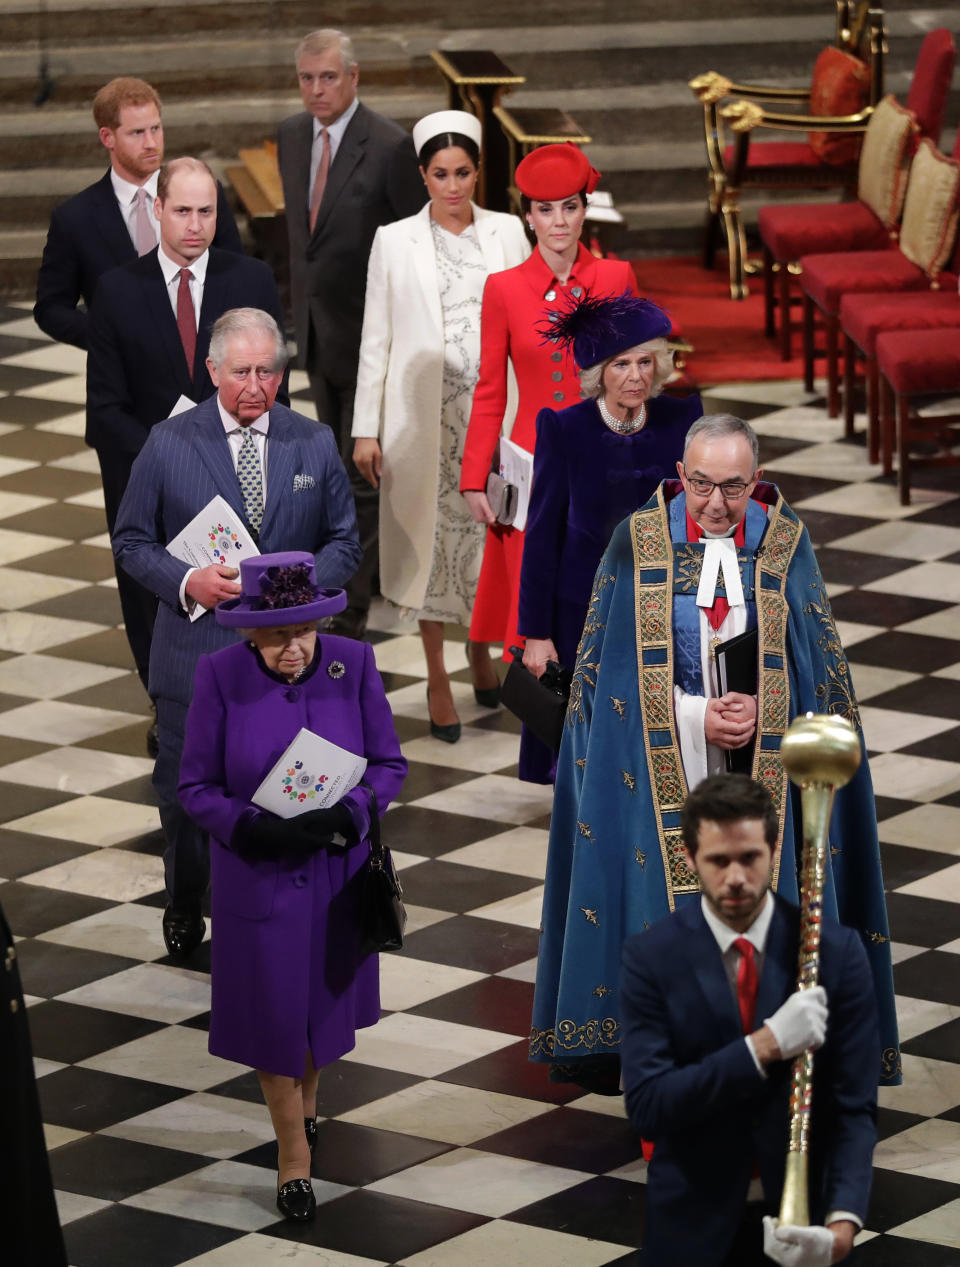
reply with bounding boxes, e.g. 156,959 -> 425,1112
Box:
0,525 -> 67,564
11,794 -> 160,846
848,663 -> 920,702
36,410 -> 86,436
80,1024 -> 245,1091
401,904 -> 454,936
341,1012 -> 515,1077
878,803 -> 960,851
897,606 -> 960,640
895,861 -> 960,903
378,955 -> 485,1012
894,997 -> 960,1043
0,609 -> 107,652
0,456 -> 40,482
867,753 -> 960,803
834,620 -> 882,648
21,373 -> 86,402
57,962 -> 211,1022
864,562 -> 960,604
0,490 -> 55,520
401,728 -> 520,774
0,569 -> 91,611
339,1080 -> 553,1145
54,1189 -> 112,1226
180,1235 -> 385,1266
873,1118 -> 960,1183
43,1123 -> 87,1151
0,744 -> 153,793
796,481 -> 955,520
0,652 -> 128,700
48,448 -> 101,475
887,1197 -> 960,1250
24,842 -> 163,900
103,1091 -> 275,1159
468,885 -> 544,929
830,521 -> 960,562
399,1218 -> 630,1267
444,826 -> 550,879
764,441 -> 880,483
858,706 -> 956,753
411,773 -> 554,825
497,956 -> 539,984
65,486 -> 106,508
877,1054 -> 960,1117
38,901 -> 171,961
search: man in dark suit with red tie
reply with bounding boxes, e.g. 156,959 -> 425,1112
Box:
33,76 -> 242,351
276,27 -> 425,636
86,157 -> 286,698
620,775 -> 878,1267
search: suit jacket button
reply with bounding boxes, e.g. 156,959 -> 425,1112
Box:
293,875 -> 307,889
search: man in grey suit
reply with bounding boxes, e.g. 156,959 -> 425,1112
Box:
277,27 -> 426,637
113,308 -> 361,957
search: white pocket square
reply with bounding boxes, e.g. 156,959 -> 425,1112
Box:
292,473 -> 316,492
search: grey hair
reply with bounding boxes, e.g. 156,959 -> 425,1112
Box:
683,414 -> 759,468
207,308 -> 288,372
295,28 -> 357,71
580,338 -> 674,400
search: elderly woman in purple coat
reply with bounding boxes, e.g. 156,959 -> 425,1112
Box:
179,552 -> 406,1224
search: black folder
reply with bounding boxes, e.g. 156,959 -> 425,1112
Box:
714,626 -> 758,774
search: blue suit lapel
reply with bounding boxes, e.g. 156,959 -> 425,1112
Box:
756,897 -> 797,1025
191,397 -> 246,521
140,252 -> 193,396
260,407 -> 297,543
677,901 -> 743,1044
92,171 -> 138,267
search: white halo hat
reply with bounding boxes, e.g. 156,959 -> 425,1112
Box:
412,110 -> 483,157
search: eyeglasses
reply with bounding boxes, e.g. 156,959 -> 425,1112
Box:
683,472 -> 753,499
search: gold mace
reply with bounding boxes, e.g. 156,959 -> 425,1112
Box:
777,711 -> 861,1227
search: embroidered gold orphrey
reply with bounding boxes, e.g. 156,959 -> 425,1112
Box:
630,489 -> 802,910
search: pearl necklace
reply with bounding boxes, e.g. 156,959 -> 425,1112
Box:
598,397 -> 646,435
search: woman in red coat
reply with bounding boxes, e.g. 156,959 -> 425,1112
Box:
460,143 -> 637,671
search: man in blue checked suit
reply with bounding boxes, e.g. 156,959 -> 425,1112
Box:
113,307 -> 361,957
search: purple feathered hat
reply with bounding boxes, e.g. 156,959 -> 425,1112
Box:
215,551 -> 347,628
539,290 -> 672,370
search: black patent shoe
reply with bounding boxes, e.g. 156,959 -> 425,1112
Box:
426,686 -> 460,744
162,905 -> 205,957
304,1117 -> 318,1154
277,1177 -> 316,1222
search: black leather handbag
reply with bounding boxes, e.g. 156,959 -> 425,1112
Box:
359,787 -> 406,954
501,646 -> 572,751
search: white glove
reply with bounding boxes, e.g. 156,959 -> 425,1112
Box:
764,986 -> 827,1060
762,1216 -> 834,1266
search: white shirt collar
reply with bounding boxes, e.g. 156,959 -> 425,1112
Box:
110,167 -> 159,209
312,95 -> 359,148
157,243 -> 209,286
701,890 -> 774,957
216,394 -> 270,435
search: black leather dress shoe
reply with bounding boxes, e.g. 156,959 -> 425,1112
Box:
304,1117 -> 318,1154
277,1177 -> 316,1222
146,717 -> 159,759
162,906 -> 206,957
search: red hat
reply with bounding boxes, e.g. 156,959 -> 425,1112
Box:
514,142 -> 601,200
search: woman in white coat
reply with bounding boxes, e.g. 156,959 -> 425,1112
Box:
352,110 -> 529,742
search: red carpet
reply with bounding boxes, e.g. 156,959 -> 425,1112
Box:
632,255 -> 805,387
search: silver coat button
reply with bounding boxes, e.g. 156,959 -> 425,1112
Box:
553,391 -> 564,402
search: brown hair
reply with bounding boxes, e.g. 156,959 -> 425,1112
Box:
93,77 -> 162,131
157,157 -> 216,205
682,775 -> 778,856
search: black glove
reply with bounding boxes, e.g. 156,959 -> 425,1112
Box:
295,802 -> 355,843
232,803 -> 354,862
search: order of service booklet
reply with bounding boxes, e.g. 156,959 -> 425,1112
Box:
252,727 -> 368,818
165,495 -> 260,621
498,436 -> 533,532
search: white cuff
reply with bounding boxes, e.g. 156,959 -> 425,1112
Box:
179,567 -> 198,614
825,1210 -> 863,1230
744,1034 -> 767,1078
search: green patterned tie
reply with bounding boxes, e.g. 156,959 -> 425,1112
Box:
237,429 -> 263,535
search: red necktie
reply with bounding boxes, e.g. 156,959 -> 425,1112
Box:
177,268 -> 196,375
734,937 -> 758,1034
686,509 -> 747,631
309,128 -> 330,233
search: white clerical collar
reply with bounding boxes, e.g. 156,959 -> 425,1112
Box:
157,244 -> 209,286
216,395 -> 270,435
111,167 -> 159,209
701,890 -> 774,957
313,95 -> 359,147
696,535 -> 745,609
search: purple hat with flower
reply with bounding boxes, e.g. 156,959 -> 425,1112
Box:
539,290 -> 671,370
215,551 -> 347,627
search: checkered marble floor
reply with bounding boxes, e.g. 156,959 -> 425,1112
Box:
1,300 -> 960,1266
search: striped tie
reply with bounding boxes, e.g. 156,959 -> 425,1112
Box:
237,429 -> 263,535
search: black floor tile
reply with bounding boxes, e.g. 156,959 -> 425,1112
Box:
0,880 -> 113,936
0,829 -> 93,880
815,547 -> 912,586
902,1018 -> 960,1064
206,1067 -> 265,1105
912,499 -> 960,527
867,1166 -> 960,1233
268,1188 -> 488,1261
410,974 -> 535,1037
51,1133 -> 211,1201
390,712 -> 433,743
15,937 -> 138,996
240,1119 -> 453,1187
885,893 -> 960,949
478,1105 -> 642,1172
875,1106 -> 928,1141
0,467 -> 99,501
843,629 -> 959,669
874,796 -> 915,823
400,858 -> 538,914
402,914 -> 538,974
28,1000 -> 163,1062
766,472 -> 845,503
392,759 -> 479,803
0,781 -> 79,824
0,363 -> 62,393
471,707 -> 523,734
867,677 -> 960,721
438,1039 -> 586,1105
509,1174 -> 645,1245
75,720 -> 156,755
44,627 -> 137,670
377,670 -> 422,693
102,774 -> 160,806
880,843 -> 959,891
0,733 -> 54,765
65,1204 -> 241,1267
8,541 -> 116,581
0,397 -> 76,431
381,804 -> 507,857
854,1233 -> 960,1265
900,725 -> 960,762
795,509 -> 878,546
178,1009 -> 210,1032
38,1065 -> 186,1131
893,952 -> 960,1005
6,503 -> 106,542
312,1060 -> 421,1116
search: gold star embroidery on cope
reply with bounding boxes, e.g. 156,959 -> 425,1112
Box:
867,931 -> 890,945
830,845 -> 840,857
575,757 -> 586,769
593,985 -> 611,997
622,770 -> 636,793
577,821 -> 594,841
581,907 -> 599,926
610,697 -> 626,720
635,848 -> 646,868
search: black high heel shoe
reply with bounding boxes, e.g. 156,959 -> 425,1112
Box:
466,639 -> 501,708
304,1117 -> 318,1154
277,1177 -> 316,1222
427,685 -> 460,744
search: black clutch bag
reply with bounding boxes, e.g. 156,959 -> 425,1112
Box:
501,645 -> 572,751
359,786 -> 406,955
714,626 -> 758,775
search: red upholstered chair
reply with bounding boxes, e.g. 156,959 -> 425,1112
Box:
876,327 -> 960,504
800,131 -> 960,422
758,28 -> 956,358
690,1 -> 886,300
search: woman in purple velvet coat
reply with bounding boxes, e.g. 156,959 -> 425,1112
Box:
178,552 -> 406,1224
516,295 -> 703,782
